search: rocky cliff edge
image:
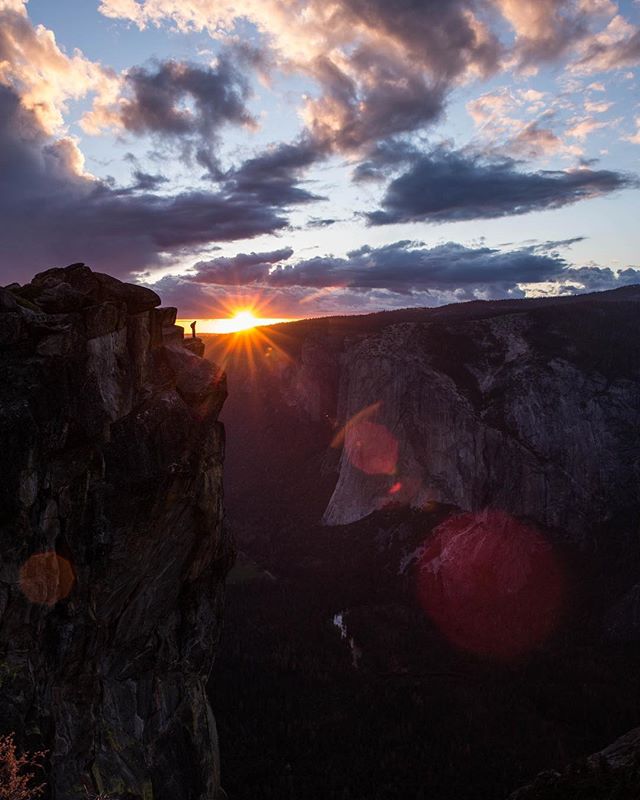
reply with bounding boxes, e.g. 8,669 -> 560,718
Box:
0,264 -> 231,800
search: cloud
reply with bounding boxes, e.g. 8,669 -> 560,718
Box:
366,147 -> 634,225
506,121 -> 572,159
565,114 -> 612,140
0,85 -> 311,283
95,0 -> 639,160
352,139 -> 422,181
83,56 -> 256,175
302,49 -> 446,153
554,264 -> 640,291
0,2 -> 118,133
98,0 -> 501,79
130,169 -> 170,191
224,137 -> 325,205
573,14 -> 640,73
98,0 -> 500,154
266,240 -> 567,291
146,241 -> 565,317
148,238 -> 640,317
493,0 -> 591,67
624,117 -> 640,145
191,247 -> 294,285
467,88 -> 584,159
306,217 -> 339,228
584,99 -> 613,113
142,233 -> 640,318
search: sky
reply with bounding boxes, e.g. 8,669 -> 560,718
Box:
1,0 -> 639,318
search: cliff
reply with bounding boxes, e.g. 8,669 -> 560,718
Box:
323,294 -> 640,540
0,265 -> 231,800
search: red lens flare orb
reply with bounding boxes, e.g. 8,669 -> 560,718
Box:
417,510 -> 565,661
331,403 -> 399,476
19,552 -> 76,606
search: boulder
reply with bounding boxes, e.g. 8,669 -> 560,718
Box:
160,344 -> 226,410
0,287 -> 19,313
27,263 -> 161,314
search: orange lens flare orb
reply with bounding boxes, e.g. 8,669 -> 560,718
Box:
417,509 -> 565,662
19,552 -> 76,606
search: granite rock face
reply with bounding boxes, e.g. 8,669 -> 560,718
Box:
321,296 -> 640,546
0,265 -> 231,799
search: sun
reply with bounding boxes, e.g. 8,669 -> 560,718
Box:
230,309 -> 258,332
205,309 -> 260,334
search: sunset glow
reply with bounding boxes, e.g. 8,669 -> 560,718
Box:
177,313 -> 294,335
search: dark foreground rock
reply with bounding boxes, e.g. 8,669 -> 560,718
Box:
0,265 -> 231,799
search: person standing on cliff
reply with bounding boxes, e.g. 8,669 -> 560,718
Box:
190,321 -> 197,339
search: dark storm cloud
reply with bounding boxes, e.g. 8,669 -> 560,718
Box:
117,57 -> 255,175
0,85 -> 310,283
192,247 -> 294,285
367,148 -> 635,226
266,240 -> 567,292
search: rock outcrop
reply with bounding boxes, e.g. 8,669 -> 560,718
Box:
0,265 -> 231,799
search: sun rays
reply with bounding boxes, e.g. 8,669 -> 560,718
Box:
177,295 -> 300,379
178,309 -> 294,335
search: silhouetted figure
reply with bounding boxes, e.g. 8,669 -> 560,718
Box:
190,320 -> 197,339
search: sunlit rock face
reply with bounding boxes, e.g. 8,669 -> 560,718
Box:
323,296 -> 640,543
0,265 -> 231,800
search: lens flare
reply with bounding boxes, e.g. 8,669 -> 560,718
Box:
19,552 -> 76,606
345,420 -> 398,475
332,403 -> 399,476
417,509 -> 565,661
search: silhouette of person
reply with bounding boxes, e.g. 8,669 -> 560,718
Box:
190,321 -> 197,339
